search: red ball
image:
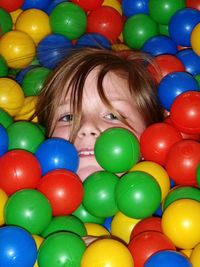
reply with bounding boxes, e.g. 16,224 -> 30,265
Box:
186,0 -> 200,10
0,0 -> 24,12
37,169 -> 83,216
71,0 -> 103,11
165,139 -> 200,186
140,122 -> 182,166
170,91 -> 200,134
148,54 -> 185,83
130,217 -> 163,240
128,231 -> 176,267
87,6 -> 123,43
0,150 -> 41,195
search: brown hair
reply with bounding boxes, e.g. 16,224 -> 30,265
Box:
34,47 -> 164,141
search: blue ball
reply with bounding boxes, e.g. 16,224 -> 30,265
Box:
45,0 -> 67,15
142,35 -> 177,56
177,48 -> 200,76
16,65 -> 39,84
158,71 -> 200,111
144,250 -> 192,267
37,34 -> 73,69
122,0 -> 149,17
0,124 -> 8,156
103,216 -> 113,232
0,226 -> 37,267
35,137 -> 79,175
22,0 -> 51,10
169,8 -> 200,47
76,33 -> 111,49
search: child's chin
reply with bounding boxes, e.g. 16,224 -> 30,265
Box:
77,165 -> 103,182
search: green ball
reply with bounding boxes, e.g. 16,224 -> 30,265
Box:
0,8 -> 12,35
72,203 -> 105,225
83,171 -> 119,218
123,14 -> 159,50
115,171 -> 161,219
149,0 -> 185,25
7,121 -> 45,153
163,186 -> 200,211
41,215 -> 87,238
50,2 -> 87,40
0,55 -> 8,77
38,232 -> 86,267
0,108 -> 13,128
22,67 -> 51,96
94,127 -> 140,173
4,189 -> 52,234
159,24 -> 169,36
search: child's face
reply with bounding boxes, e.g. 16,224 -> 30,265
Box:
52,68 -> 146,181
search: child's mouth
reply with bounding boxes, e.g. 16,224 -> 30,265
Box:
78,149 -> 94,157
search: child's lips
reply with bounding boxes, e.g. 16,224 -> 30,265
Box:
78,149 -> 94,158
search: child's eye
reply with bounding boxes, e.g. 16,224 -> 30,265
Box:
104,113 -> 119,120
59,114 -> 73,122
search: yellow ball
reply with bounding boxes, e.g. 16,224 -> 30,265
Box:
162,199 -> 200,249
14,96 -> 38,122
0,78 -> 25,116
103,0 -> 122,15
180,248 -> 192,258
84,223 -> 110,237
191,22 -> 200,56
131,161 -> 170,200
15,9 -> 51,45
81,238 -> 134,267
10,8 -> 23,28
0,30 -> 36,69
112,43 -> 130,51
32,234 -> 44,267
0,188 -> 8,225
190,243 -> 200,267
111,211 -> 140,244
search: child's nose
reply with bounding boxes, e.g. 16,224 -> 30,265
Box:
77,123 -> 101,138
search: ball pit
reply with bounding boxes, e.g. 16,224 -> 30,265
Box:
0,1 -> 200,266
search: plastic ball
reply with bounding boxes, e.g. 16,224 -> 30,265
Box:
131,161 -> 170,200
122,0 -> 148,17
7,121 -> 45,153
165,139 -> 200,186
81,238 -> 134,267
71,0 -> 103,12
15,9 -> 51,45
142,35 -> 177,56
0,108 -> 13,128
128,231 -> 176,267
130,217 -> 163,240
32,234 -> 44,267
0,149 -> 41,195
10,8 -> 23,25
37,34 -> 73,69
123,14 -> 159,50
50,2 -> 87,40
0,124 -> 8,156
22,66 -> 51,96
102,0 -> 122,15
0,30 -> 36,69
38,232 -> 86,267
84,222 -> 110,237
41,215 -> 87,238
144,250 -> 192,267
116,171 -> 161,219
35,137 -> 79,175
0,8 -> 12,35
0,188 -> 8,225
45,0 -> 66,15
22,0 -> 51,11
148,0 -> 185,25
76,32 -> 111,49
0,226 -> 37,267
103,216 -> 113,232
0,55 -> 8,77
191,22 -> 200,56
140,122 -> 182,166
87,6 -> 123,44
37,169 -> 83,216
170,91 -> 200,134
83,171 -> 119,218
162,199 -> 200,249
0,0 -> 23,12
0,77 -> 25,116
14,96 -> 38,121
158,71 -> 199,111
186,0 -> 200,10
163,186 -> 200,211
111,211 -> 140,244
94,127 -> 140,173
190,243 -> 200,267
177,48 -> 200,76
4,189 -> 52,234
169,8 -> 200,47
